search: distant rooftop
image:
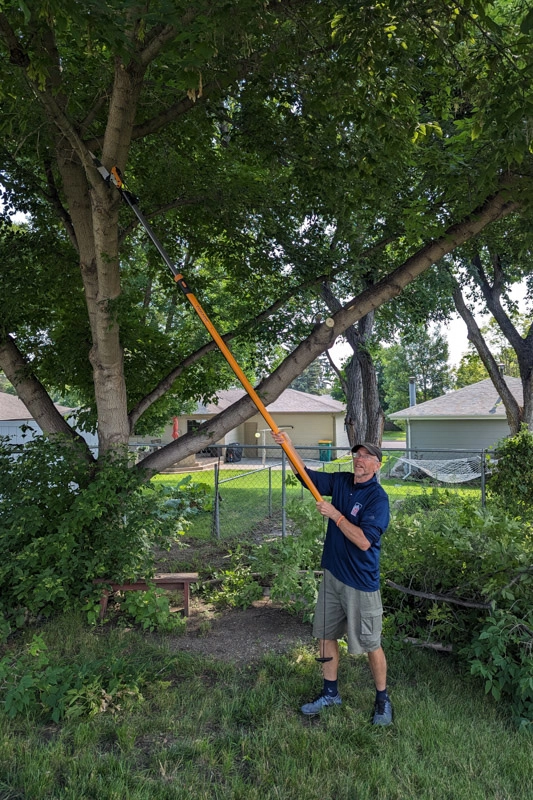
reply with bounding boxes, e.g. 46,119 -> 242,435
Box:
0,390 -> 71,421
389,377 -> 522,420
195,388 -> 345,415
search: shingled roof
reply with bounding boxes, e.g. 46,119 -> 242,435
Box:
0,391 -> 71,421
196,388 -> 345,415
389,376 -> 522,420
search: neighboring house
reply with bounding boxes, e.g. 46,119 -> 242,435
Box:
388,376 -> 522,453
132,388 -> 349,458
0,391 -> 98,450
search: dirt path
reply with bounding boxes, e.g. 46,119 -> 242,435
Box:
167,595 -> 315,665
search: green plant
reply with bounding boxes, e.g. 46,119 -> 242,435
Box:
487,425 -> 533,519
0,436 -> 208,633
203,500 -> 323,619
121,588 -> 187,634
382,490 -> 533,726
209,564 -> 264,609
0,633 -> 146,722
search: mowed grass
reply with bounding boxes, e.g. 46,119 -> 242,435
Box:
154,457 -> 481,542
1,614 -> 532,800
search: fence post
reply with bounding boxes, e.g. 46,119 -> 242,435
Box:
481,449 -> 486,508
212,461 -> 220,539
268,465 -> 272,517
281,449 -> 286,539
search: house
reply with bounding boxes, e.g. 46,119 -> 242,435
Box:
388,376 -> 522,454
0,390 -> 98,450
131,388 -> 349,459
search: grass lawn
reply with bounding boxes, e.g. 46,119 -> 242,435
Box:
382,430 -> 406,442
154,458 -> 482,545
0,614 -> 532,799
1,457 -> 511,799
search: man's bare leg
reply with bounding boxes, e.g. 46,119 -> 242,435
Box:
367,646 -> 387,691
319,639 -> 339,680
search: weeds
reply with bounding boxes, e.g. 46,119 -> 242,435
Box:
0,619 -> 532,799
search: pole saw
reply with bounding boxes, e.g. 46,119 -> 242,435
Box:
91,154 -> 323,502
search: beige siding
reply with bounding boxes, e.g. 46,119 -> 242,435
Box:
138,411 -> 345,452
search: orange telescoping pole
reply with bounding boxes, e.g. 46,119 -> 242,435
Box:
90,156 -> 322,502
171,270 -> 322,502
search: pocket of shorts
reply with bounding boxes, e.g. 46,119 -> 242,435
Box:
360,613 -> 382,644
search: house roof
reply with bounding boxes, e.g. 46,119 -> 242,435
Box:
0,390 -> 71,421
195,388 -> 345,416
389,376 -> 522,420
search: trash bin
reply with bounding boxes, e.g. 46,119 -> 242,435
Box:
318,440 -> 332,462
225,443 -> 243,463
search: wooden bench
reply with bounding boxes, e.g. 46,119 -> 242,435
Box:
94,572 -> 199,620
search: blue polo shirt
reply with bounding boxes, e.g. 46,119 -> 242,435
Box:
304,469 -> 390,592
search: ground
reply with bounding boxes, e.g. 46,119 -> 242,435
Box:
150,516 -> 316,665
170,595 -> 315,665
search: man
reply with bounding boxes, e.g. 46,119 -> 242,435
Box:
272,433 -> 392,726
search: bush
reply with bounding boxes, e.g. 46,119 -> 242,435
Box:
487,425 -> 533,519
0,436 -> 209,636
382,490 -> 533,728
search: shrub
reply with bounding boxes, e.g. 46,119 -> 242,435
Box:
0,436 -> 209,636
383,490 -> 533,727
487,425 -> 533,519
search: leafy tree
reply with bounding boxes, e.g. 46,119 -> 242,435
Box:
453,352 -> 489,389
0,373 -> 14,395
0,0 -> 530,559
289,354 -> 335,396
380,327 -> 452,414
0,0 -> 527,481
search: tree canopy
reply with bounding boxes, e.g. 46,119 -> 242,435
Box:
0,0 -> 532,475
379,327 -> 452,415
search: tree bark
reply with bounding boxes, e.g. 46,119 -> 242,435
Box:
321,282 -> 384,446
0,335 -> 94,463
452,274 -> 525,433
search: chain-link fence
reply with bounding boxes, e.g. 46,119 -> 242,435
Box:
2,440 -> 489,542
207,444 -> 489,540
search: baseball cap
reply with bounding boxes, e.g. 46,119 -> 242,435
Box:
351,442 -> 382,462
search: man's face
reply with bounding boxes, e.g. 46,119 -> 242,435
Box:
352,447 -> 380,483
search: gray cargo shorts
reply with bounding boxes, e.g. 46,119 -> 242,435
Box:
312,569 -> 383,654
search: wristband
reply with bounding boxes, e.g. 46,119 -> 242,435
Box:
336,515 -> 345,527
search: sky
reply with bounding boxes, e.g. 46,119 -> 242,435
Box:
329,282 -> 529,371
328,321 -> 469,370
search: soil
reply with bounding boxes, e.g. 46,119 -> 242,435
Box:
169,595 -> 314,665
152,517 -> 316,665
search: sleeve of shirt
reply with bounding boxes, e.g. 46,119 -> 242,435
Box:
295,467 -> 335,497
357,493 -> 390,545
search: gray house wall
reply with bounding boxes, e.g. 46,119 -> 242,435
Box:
0,421 -> 40,443
408,418 -> 510,454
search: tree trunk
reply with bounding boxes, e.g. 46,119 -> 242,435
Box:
452,269 -> 527,434
322,284 -> 384,447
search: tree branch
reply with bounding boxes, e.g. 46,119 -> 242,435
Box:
128,271 -> 330,430
136,181 -> 520,474
385,580 -> 491,609
452,279 -> 523,431
472,252 -> 526,355
0,335 -> 95,464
